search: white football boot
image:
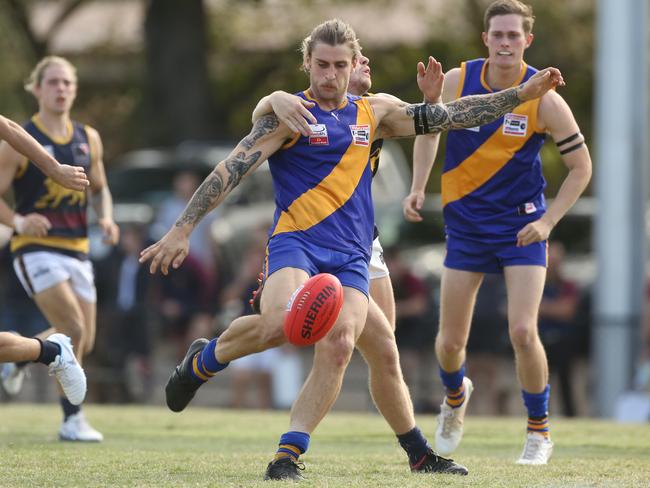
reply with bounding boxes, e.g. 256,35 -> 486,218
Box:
59,412 -> 104,442
516,432 -> 553,465
435,377 -> 474,455
1,362 -> 26,396
47,333 -> 87,406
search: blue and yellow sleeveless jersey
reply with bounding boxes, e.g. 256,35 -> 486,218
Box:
268,92 -> 377,259
11,115 -> 92,258
443,58 -> 547,243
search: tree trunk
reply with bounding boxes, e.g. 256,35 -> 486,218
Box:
144,0 -> 215,145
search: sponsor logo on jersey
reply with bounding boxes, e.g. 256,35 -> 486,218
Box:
503,113 -> 528,136
350,124 -> 370,146
464,126 -> 481,132
308,124 -> 329,145
524,202 -> 537,214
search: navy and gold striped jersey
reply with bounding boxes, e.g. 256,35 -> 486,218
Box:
11,115 -> 92,258
443,59 -> 547,243
268,92 -> 377,258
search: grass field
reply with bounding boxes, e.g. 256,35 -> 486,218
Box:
0,404 -> 648,487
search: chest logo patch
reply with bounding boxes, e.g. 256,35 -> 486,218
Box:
350,125 -> 370,146
308,124 -> 329,145
503,113 -> 528,137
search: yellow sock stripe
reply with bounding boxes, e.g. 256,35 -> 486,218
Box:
528,419 -> 548,425
447,386 -> 465,400
275,444 -> 301,460
445,385 -> 466,407
278,444 -> 301,456
192,354 -> 210,381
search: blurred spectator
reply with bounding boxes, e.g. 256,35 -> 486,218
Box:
93,224 -> 152,403
149,170 -> 219,271
538,241 -> 585,417
466,273 -> 510,415
386,246 -> 438,413
154,253 -> 215,361
148,170 -> 219,360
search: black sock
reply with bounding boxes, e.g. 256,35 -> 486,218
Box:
34,338 -> 61,365
60,397 -> 81,420
397,426 -> 430,464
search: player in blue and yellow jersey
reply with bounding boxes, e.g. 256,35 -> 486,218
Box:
140,18 -> 563,480
0,56 -> 119,442
249,52 -> 448,476
407,0 -> 592,465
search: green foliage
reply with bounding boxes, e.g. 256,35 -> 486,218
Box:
0,0 -> 596,171
0,405 -> 648,487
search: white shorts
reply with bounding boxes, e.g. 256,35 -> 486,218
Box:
368,237 -> 389,280
13,251 -> 97,303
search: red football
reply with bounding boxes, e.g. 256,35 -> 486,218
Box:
283,273 -> 344,346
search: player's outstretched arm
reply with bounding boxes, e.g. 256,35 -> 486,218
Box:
252,91 -> 316,136
0,115 -> 88,191
376,67 -> 564,139
139,114 -> 291,275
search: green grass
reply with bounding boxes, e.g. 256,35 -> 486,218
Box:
0,404 -> 648,487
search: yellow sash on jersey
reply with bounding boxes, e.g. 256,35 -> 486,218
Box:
441,98 -> 541,207
272,98 -> 376,235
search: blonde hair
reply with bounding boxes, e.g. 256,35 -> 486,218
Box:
484,0 -> 535,34
300,19 -> 361,68
24,56 -> 77,94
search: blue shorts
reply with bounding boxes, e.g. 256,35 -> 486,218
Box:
444,235 -> 548,273
265,233 -> 370,296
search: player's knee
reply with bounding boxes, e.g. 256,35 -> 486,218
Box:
436,333 -> 466,357
369,337 -> 400,370
320,331 -> 355,369
509,323 -> 538,349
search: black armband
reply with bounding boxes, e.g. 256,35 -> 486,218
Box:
413,104 -> 430,135
556,132 -> 584,155
559,142 -> 584,155
556,132 -> 581,146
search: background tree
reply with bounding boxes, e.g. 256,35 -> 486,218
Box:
143,0 -> 216,145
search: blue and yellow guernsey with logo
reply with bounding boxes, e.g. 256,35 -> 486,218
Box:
11,115 -> 92,258
268,92 -> 377,259
443,58 -> 547,243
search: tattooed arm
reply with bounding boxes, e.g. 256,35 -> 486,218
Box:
373,67 -> 564,139
140,114 -> 290,274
